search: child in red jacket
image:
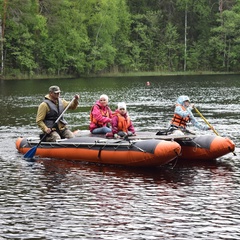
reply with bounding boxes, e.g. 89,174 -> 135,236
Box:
106,102 -> 136,139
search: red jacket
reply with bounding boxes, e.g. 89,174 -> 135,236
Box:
111,110 -> 135,134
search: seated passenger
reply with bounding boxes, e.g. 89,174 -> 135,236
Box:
89,94 -> 112,134
170,95 -> 211,134
106,102 -> 136,139
36,85 -> 80,142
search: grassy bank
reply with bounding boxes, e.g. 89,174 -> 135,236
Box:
92,71 -> 237,77
1,71 -> 238,80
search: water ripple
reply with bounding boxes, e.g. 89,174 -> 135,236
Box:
1,76 -> 240,239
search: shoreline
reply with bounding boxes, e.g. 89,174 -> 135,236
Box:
1,71 -> 239,80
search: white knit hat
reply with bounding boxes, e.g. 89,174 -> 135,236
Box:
118,102 -> 127,110
100,94 -> 108,102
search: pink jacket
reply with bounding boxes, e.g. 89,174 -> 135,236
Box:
89,100 -> 112,132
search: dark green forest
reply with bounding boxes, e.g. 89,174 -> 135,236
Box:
0,0 -> 239,78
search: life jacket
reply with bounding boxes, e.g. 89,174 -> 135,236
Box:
171,104 -> 190,128
44,99 -> 67,128
90,104 -> 111,127
117,113 -> 131,133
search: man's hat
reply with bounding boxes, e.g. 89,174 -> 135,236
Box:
49,86 -> 61,93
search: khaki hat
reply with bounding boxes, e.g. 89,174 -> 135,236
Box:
49,85 -> 61,93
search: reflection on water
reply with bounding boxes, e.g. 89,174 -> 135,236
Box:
37,157 -> 236,187
1,156 -> 239,239
0,75 -> 240,239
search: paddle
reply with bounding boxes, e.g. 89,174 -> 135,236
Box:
24,97 -> 75,159
194,107 -> 219,136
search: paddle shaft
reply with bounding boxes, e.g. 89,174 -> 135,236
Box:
194,107 -> 219,136
54,97 -> 75,125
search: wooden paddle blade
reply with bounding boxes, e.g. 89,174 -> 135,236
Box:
23,146 -> 37,159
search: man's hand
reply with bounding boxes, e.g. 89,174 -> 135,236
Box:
45,128 -> 52,134
75,94 -> 80,100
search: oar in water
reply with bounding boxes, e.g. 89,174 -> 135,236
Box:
24,97 -> 75,159
194,107 -> 219,135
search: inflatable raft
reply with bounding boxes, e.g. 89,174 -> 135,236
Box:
128,132 -> 236,161
15,136 -> 181,167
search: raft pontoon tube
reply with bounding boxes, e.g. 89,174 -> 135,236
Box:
16,136 -> 181,167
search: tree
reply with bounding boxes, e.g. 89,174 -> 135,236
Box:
3,0 -> 48,75
0,0 -> 7,75
210,0 -> 240,71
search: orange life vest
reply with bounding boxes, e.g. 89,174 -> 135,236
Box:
117,113 -> 131,132
171,104 -> 190,128
90,104 -> 110,127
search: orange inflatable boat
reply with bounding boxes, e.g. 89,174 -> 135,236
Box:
128,133 -> 236,161
16,136 -> 181,167
175,135 -> 235,161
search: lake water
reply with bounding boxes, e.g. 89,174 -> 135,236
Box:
0,75 -> 240,239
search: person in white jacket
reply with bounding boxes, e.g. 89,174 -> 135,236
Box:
169,95 -> 211,134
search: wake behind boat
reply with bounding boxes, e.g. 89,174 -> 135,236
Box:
16,136 -> 181,167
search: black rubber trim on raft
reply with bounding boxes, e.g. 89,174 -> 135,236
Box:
175,135 -> 215,149
20,137 -> 160,154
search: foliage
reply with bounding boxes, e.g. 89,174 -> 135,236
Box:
0,0 -> 240,77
